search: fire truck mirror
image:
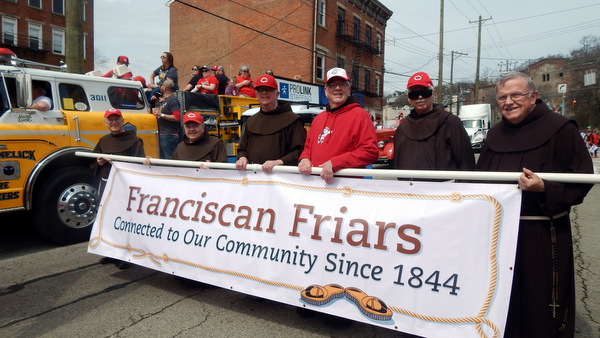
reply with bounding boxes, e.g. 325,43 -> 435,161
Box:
16,73 -> 32,108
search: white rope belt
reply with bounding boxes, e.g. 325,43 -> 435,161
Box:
520,211 -> 568,221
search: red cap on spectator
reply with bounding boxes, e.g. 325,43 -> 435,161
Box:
184,112 -> 204,124
117,55 -> 129,66
254,74 -> 278,90
211,65 -> 220,71
104,108 -> 122,118
407,72 -> 434,89
133,76 -> 146,88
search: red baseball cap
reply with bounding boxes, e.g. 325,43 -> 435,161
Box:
133,76 -> 146,88
254,74 -> 278,90
104,108 -> 122,118
117,55 -> 129,66
407,72 -> 433,89
211,65 -> 221,71
326,67 -> 349,83
184,112 -> 204,124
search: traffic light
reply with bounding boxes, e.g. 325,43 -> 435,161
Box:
572,99 -> 577,106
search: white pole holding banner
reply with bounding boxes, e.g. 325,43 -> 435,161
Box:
75,151 -> 600,184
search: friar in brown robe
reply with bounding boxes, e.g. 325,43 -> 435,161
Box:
237,101 -> 306,166
393,72 -> 475,172
91,109 -> 145,195
171,130 -> 227,162
477,73 -> 593,337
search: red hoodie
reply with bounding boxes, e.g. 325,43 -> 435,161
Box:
300,102 -> 378,171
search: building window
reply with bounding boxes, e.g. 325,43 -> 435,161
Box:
52,28 -> 65,55
52,0 -> 65,15
336,57 -> 345,69
28,22 -> 42,50
376,34 -> 382,54
316,54 -> 325,80
29,0 -> 42,9
317,0 -> 326,27
2,16 -> 17,45
364,70 -> 371,92
365,25 -> 372,47
337,7 -> 346,35
353,17 -> 360,43
351,63 -> 359,88
375,76 -> 381,95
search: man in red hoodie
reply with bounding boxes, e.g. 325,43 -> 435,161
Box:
298,67 -> 378,184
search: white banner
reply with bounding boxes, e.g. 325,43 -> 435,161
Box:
88,162 -> 522,338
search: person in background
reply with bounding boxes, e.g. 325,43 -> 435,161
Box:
224,77 -> 238,96
182,65 -> 202,92
236,65 -> 256,98
212,65 -> 229,95
477,72 -> 593,337
92,108 -> 145,270
265,69 -> 274,76
298,67 -> 378,184
392,72 -> 475,173
236,74 -> 306,173
147,52 -> 178,105
102,55 -> 133,79
29,83 -> 52,111
151,79 -> 181,159
192,66 -> 218,95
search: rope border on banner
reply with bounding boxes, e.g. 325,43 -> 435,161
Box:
89,167 -> 503,338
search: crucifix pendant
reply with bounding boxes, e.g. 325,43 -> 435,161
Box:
549,300 -> 560,318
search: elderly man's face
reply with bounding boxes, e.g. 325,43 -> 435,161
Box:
104,116 -> 125,134
184,122 -> 205,142
325,80 -> 351,109
496,77 -> 538,124
407,86 -> 434,114
256,87 -> 278,110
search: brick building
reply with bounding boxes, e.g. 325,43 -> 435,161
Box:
170,0 -> 392,116
1,0 -> 93,69
527,58 -> 568,111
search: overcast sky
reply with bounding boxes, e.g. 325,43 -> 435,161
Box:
95,0 -> 600,94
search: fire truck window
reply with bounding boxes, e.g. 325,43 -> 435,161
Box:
0,77 -> 15,115
59,83 -> 89,111
108,86 -> 145,110
31,80 -> 53,110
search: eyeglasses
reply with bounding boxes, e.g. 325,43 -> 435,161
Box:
242,70 -> 250,73
192,68 -> 198,71
326,82 -> 350,89
160,55 -> 166,59
407,89 -> 433,99
496,91 -> 532,102
202,69 -> 210,73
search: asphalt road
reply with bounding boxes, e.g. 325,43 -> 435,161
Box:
1,161 -> 599,337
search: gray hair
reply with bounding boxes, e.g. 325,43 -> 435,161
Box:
238,65 -> 250,75
162,79 -> 174,89
496,72 -> 537,92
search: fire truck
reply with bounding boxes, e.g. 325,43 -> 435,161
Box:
0,49 -> 159,244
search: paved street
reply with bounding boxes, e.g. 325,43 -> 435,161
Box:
1,161 -> 599,337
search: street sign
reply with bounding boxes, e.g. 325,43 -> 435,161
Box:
558,83 -> 567,93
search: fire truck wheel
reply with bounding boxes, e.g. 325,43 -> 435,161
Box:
32,167 -> 100,244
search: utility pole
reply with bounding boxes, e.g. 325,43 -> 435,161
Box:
66,0 -> 84,73
450,50 -> 467,114
437,0 -> 444,104
470,15 -> 491,103
498,60 -> 517,74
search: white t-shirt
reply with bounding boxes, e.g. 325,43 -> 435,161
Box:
33,95 -> 52,109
